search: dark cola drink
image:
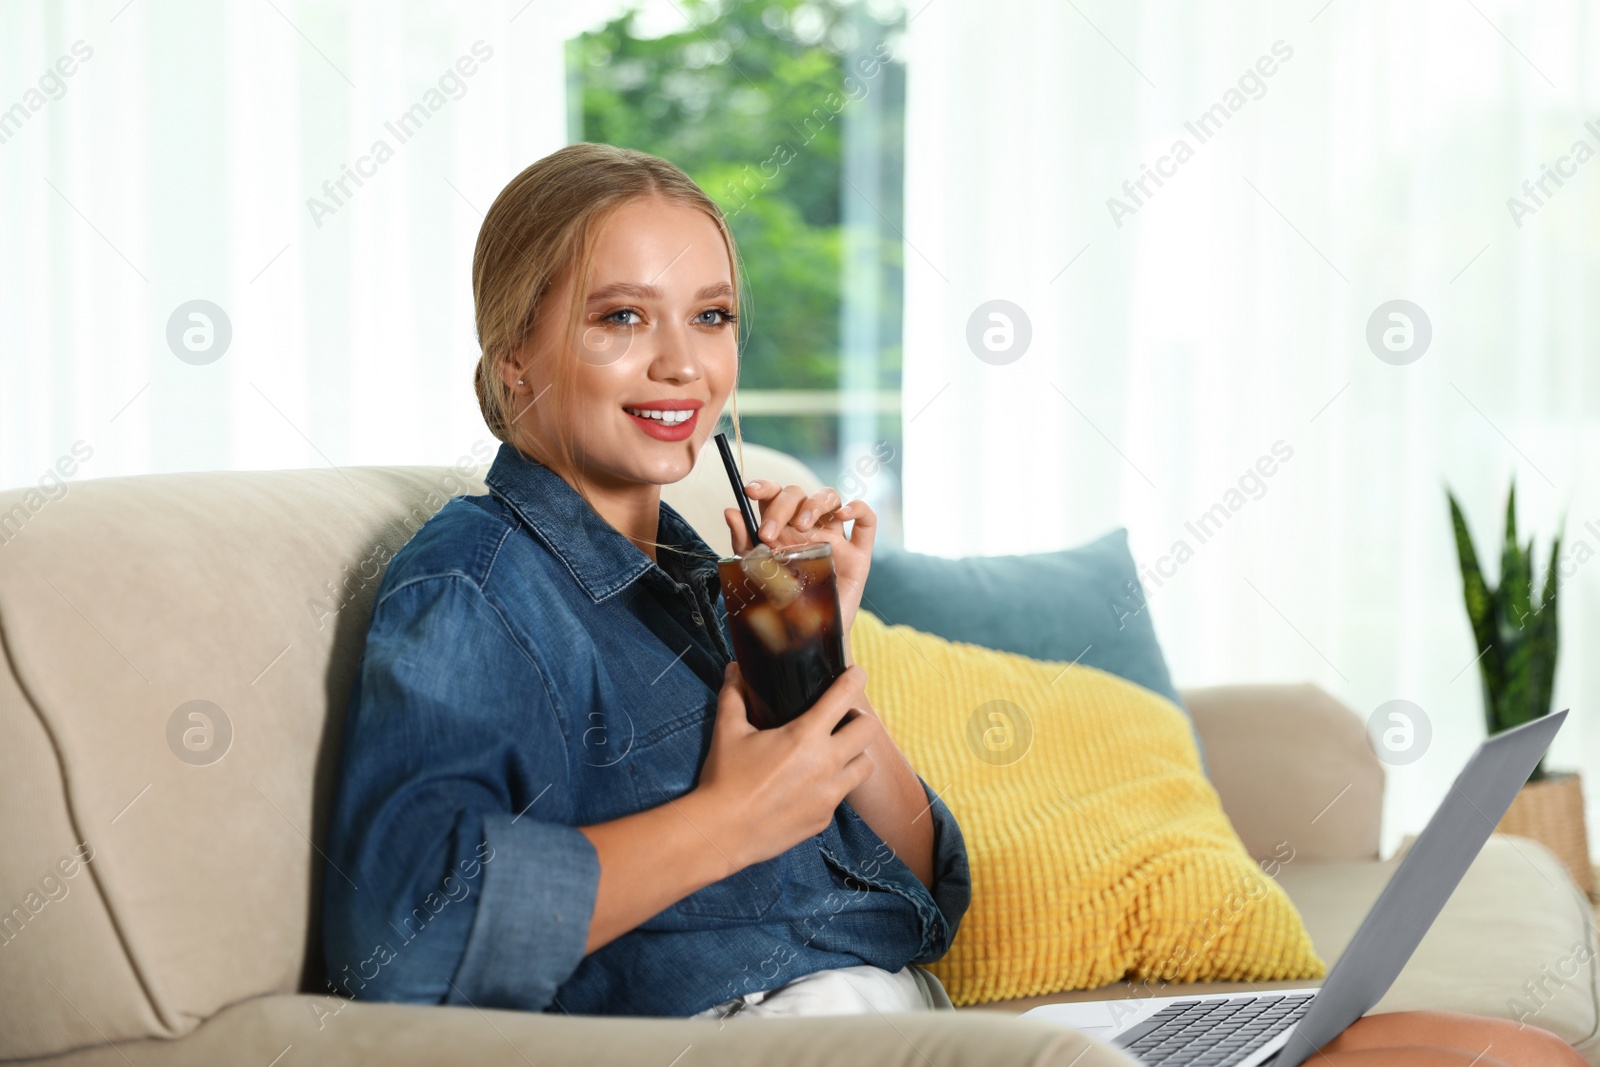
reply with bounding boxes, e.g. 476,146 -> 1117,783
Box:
716,541 -> 846,729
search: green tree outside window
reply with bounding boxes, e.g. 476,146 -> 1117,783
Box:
568,0 -> 907,542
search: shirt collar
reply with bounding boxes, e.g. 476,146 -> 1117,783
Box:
482,442 -> 722,603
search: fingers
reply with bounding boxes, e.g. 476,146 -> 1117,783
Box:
752,483 -> 810,543
834,499 -> 877,563
839,747 -> 876,793
739,481 -> 882,561
826,704 -> 880,763
723,507 -> 754,556
788,665 -> 870,740
744,481 -> 864,544
790,488 -> 843,533
715,662 -> 755,736
834,498 -> 877,536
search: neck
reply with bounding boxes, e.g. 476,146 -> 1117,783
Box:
573,472 -> 663,564
510,431 -> 665,562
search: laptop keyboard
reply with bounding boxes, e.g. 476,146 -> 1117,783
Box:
1113,993 -> 1315,1065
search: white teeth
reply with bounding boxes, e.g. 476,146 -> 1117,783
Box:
625,407 -> 694,424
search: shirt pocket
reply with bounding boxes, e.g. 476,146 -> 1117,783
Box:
625,706 -> 784,923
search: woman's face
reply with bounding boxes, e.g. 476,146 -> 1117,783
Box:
506,195 -> 738,491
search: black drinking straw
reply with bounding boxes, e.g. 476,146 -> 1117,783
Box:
714,431 -> 762,551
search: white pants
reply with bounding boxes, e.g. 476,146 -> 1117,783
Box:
691,964 -> 953,1019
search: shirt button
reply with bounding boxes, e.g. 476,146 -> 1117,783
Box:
692,612 -> 705,626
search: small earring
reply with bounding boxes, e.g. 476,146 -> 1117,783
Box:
516,379 -> 524,385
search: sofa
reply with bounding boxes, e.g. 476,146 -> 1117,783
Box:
2,440 -> 1595,1066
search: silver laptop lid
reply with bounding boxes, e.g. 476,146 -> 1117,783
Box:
1273,709 -> 1568,1067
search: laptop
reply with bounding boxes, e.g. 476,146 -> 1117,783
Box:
1023,709 -> 1569,1067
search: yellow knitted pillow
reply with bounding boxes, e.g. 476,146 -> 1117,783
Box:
851,609 -> 1325,1005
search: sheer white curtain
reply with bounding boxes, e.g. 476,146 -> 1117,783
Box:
0,0 -> 594,486
900,0 -> 1600,851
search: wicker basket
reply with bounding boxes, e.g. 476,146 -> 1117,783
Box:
1496,771 -> 1594,898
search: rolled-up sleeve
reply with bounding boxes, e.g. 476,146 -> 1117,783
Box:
321,574 -> 598,1012
915,775 -> 972,962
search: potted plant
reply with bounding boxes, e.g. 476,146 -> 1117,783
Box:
1448,481 -> 1590,897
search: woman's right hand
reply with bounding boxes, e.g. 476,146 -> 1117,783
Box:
693,662 -> 881,869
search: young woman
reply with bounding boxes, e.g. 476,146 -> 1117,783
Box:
320,141 -> 967,1020
320,142 -> 1583,1061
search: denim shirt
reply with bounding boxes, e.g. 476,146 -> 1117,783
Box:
321,442 -> 971,1017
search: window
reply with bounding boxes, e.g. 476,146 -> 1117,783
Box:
568,0 -> 909,543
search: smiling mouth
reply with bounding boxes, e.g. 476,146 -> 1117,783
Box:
622,403 -> 702,441
622,406 -> 697,424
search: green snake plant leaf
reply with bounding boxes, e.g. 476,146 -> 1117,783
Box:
1451,481 -> 1561,760
1500,482 -> 1533,638
1448,489 -> 1502,710
1525,532 -> 1561,779
1504,480 -> 1519,555
1498,632 -> 1536,734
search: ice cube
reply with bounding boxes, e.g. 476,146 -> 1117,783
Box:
742,603 -> 789,654
739,547 -> 804,609
785,596 -> 829,643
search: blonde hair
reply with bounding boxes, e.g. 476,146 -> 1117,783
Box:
471,142 -> 750,556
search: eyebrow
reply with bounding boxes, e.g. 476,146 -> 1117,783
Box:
585,280 -> 734,304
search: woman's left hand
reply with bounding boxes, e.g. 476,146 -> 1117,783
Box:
723,482 -> 877,633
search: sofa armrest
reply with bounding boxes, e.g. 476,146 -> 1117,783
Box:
1182,683 -> 1383,863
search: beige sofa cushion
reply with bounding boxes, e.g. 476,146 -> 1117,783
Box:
0,443 -> 817,1061
1184,683 -> 1384,863
0,632 -> 164,1053
1288,834 -> 1599,1053
973,834 -> 1600,1063
0,463 -> 488,1060
6,994 -> 1139,1067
